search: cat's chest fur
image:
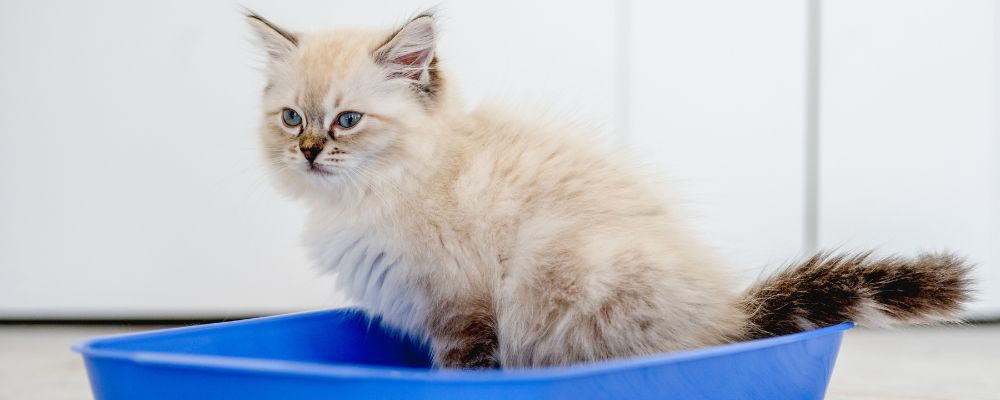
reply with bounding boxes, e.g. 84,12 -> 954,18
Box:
301,200 -> 483,340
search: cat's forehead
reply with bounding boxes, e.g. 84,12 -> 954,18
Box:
293,29 -> 388,88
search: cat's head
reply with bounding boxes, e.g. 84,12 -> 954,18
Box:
247,12 -> 445,198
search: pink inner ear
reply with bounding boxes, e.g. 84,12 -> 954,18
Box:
392,48 -> 432,80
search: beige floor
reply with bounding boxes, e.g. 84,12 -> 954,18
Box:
826,324 -> 1000,400
0,324 -> 997,400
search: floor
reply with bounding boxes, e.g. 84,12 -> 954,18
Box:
0,324 -> 997,399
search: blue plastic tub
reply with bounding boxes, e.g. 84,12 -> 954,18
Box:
74,308 -> 852,399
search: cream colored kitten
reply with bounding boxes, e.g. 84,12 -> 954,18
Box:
247,12 -> 971,369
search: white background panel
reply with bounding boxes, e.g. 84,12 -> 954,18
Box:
628,0 -> 808,280
0,0 -> 618,317
2,0 -> 998,317
819,0 -> 999,316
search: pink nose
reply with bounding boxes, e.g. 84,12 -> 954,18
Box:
300,146 -> 320,163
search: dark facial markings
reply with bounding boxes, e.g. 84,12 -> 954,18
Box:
298,135 -> 326,163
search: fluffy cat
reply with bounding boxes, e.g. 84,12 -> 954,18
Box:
246,11 -> 972,369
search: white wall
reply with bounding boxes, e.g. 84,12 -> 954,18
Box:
628,0 -> 808,280
0,0 -> 619,318
819,0 -> 1000,317
1,0 -> 997,318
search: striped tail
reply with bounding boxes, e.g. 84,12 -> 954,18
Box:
740,252 -> 973,339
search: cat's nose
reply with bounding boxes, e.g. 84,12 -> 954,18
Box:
298,135 -> 326,163
300,145 -> 321,163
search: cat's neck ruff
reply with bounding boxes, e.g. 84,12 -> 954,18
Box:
303,185 -> 432,337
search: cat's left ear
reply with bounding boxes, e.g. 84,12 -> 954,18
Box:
373,13 -> 437,86
245,11 -> 298,62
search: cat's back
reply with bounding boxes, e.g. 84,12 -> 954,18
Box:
451,107 -> 668,223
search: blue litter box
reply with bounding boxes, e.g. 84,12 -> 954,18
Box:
74,308 -> 852,399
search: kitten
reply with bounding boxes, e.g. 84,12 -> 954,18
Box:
246,11 -> 972,369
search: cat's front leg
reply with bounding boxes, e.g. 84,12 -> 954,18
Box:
428,300 -> 500,370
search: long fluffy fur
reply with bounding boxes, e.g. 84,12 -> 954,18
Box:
741,252 -> 972,339
247,12 -> 973,369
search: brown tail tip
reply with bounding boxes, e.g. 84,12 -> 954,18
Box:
741,251 -> 973,339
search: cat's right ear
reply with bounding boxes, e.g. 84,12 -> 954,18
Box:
245,11 -> 298,62
373,13 -> 437,85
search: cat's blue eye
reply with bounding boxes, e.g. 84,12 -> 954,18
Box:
335,111 -> 363,129
281,108 -> 302,128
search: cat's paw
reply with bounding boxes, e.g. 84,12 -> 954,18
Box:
438,348 -> 501,370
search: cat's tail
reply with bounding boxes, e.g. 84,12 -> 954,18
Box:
739,251 -> 973,339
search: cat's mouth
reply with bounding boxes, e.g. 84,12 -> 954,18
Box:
307,164 -> 338,176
